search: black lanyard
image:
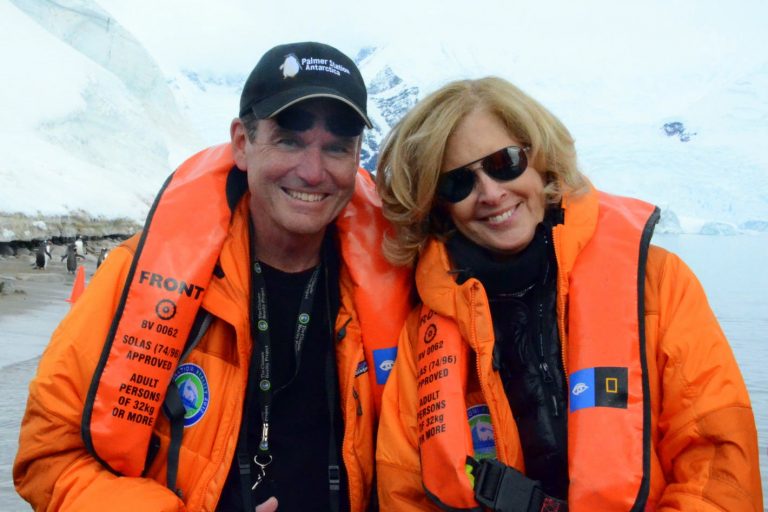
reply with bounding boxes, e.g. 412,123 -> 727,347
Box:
234,224 -> 342,512
249,259 -> 321,489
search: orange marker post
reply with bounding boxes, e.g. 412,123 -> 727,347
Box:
66,265 -> 86,306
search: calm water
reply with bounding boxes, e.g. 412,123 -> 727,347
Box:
1,234 -> 766,510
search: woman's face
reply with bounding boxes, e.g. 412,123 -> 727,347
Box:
441,109 -> 546,254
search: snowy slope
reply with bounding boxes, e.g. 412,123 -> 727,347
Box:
0,0 -> 201,240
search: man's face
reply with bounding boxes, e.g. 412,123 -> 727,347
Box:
231,99 -> 362,246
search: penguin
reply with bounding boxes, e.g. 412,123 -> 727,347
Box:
97,247 -> 109,269
280,53 -> 301,78
62,243 -> 77,274
34,241 -> 48,269
74,236 -> 86,258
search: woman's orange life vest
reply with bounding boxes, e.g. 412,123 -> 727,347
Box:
416,192 -> 657,511
81,143 -> 411,477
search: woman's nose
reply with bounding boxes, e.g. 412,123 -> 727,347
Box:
474,169 -> 507,204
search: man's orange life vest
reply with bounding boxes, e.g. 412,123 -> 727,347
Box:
81,144 -> 411,477
416,193 -> 658,511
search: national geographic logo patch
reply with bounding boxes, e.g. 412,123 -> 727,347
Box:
569,366 -> 628,412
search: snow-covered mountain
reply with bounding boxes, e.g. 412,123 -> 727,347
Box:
1,0 -> 767,243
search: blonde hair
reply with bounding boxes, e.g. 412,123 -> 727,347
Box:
376,76 -> 588,266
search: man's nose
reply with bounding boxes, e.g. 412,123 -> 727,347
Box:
295,146 -> 325,185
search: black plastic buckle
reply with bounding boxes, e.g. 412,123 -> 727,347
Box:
328,465 -> 341,491
473,458 -> 539,512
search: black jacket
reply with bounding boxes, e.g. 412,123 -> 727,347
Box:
447,222 -> 569,499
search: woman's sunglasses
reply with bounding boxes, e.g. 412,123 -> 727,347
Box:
437,146 -> 530,203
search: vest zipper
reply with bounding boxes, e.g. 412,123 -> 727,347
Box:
537,298 -> 559,418
469,283 -> 503,460
551,225 -> 569,382
342,342 -> 365,511
351,388 -> 363,416
533,230 -> 560,420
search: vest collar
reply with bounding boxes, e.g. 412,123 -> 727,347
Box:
201,195 -> 251,334
554,184 -> 599,277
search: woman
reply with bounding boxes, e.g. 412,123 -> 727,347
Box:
375,77 -> 762,511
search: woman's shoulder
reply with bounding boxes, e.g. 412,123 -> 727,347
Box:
644,244 -> 706,317
645,244 -> 697,284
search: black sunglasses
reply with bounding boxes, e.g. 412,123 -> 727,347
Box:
272,107 -> 365,137
436,145 -> 530,203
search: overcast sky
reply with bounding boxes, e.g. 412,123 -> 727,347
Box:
97,0 -> 768,81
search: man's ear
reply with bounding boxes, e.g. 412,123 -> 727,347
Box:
230,118 -> 248,171
355,135 -> 363,168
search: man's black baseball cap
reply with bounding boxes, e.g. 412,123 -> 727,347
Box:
239,41 -> 372,128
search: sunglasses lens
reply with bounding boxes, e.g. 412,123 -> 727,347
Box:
485,147 -> 527,181
437,168 -> 475,203
274,108 -> 314,131
327,112 -> 366,137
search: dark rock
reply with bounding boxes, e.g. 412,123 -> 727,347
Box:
662,121 -> 696,142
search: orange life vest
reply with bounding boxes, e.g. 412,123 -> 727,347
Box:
82,143 -> 411,477
416,192 -> 657,510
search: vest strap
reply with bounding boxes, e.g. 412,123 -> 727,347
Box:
162,380 -> 185,498
470,458 -> 568,512
237,447 -> 253,512
160,308 -> 212,495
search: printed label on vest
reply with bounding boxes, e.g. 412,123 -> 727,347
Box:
416,309 -> 458,444
570,366 -> 628,412
106,323 -> 185,427
138,270 -> 205,300
416,306 -> 477,509
107,310 -> 186,425
109,370 -> 161,427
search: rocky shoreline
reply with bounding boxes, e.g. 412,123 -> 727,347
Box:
0,237 -> 126,317
0,212 -> 141,244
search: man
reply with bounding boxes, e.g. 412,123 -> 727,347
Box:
14,42 -> 411,512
